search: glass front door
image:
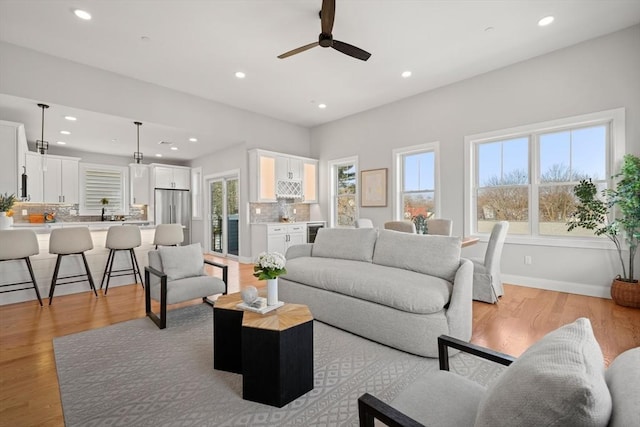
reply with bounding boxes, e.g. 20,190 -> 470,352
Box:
209,176 -> 239,257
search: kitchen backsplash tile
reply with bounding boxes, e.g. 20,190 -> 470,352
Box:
250,202 -> 309,223
12,202 -> 147,223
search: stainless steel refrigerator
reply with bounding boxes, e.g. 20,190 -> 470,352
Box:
154,189 -> 191,245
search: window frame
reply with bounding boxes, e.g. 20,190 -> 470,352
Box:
464,108 -> 625,249
79,163 -> 129,216
392,141 -> 441,220
328,156 -> 358,228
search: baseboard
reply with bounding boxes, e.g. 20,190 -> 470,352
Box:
502,274 -> 611,299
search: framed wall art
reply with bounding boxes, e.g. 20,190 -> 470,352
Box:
360,168 -> 387,207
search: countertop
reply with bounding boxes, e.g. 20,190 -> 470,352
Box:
251,221 -> 326,225
10,220 -> 154,233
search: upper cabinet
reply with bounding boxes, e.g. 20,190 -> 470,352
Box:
151,164 -> 190,190
24,152 -> 80,203
0,120 -> 28,197
248,149 -> 319,203
129,164 -> 150,205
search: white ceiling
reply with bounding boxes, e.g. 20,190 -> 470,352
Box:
1,0 -> 639,161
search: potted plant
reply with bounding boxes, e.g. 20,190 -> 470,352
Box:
101,198 -> 109,221
253,252 -> 287,306
567,154 -> 640,307
0,192 -> 17,229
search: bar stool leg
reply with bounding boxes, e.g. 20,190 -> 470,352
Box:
103,249 -> 117,295
81,252 -> 98,297
48,254 -> 63,305
100,249 -> 114,290
129,249 -> 144,287
24,257 -> 43,306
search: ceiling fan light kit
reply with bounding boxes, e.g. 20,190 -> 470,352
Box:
278,0 -> 371,61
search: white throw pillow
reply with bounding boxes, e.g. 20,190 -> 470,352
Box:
158,243 -> 205,281
474,317 -> 612,427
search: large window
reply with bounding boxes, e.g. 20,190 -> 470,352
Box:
465,108 -> 625,244
393,142 -> 439,220
329,157 -> 357,227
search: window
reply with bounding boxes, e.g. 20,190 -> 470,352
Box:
328,157 -> 357,227
79,163 -> 128,215
465,108 -> 625,245
393,142 -> 440,220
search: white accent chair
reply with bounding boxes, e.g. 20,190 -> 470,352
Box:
153,223 -> 184,248
48,227 -> 98,304
426,219 -> 453,236
100,225 -> 143,294
0,229 -> 43,306
384,221 -> 416,233
470,221 -> 509,303
355,218 -> 374,228
145,243 -> 227,329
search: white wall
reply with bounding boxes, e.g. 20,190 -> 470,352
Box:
310,25 -> 640,297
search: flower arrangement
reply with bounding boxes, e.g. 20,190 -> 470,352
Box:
0,193 -> 17,212
253,252 -> 287,280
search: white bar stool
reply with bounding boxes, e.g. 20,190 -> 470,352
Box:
100,225 -> 143,294
0,229 -> 43,306
48,227 -> 98,304
153,224 -> 184,248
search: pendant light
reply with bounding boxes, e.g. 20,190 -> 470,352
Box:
133,121 -> 144,178
36,103 -> 49,171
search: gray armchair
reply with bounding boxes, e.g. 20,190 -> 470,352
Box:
470,221 -> 509,303
359,318 -> 639,427
145,243 -> 227,329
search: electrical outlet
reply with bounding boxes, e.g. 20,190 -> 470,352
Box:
22,209 -> 28,216
255,208 -> 261,214
293,208 -> 297,214
524,255 -> 532,265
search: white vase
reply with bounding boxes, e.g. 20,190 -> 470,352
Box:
267,278 -> 278,306
0,212 -> 11,230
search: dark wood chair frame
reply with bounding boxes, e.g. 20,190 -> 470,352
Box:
144,259 -> 228,329
358,335 -> 516,427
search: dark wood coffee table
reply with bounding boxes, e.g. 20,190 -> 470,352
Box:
213,292 -> 314,407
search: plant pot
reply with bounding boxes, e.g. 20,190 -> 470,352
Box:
611,278 -> 640,308
0,212 -> 12,230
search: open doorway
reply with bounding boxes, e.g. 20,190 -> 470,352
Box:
206,172 -> 239,257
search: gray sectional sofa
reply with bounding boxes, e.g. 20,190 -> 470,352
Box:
279,227 -> 473,358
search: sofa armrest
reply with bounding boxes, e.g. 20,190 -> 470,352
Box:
204,259 -> 228,294
437,335 -> 515,371
358,393 -> 424,427
445,258 -> 473,341
285,243 -> 313,260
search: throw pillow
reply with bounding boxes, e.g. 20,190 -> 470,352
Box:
158,243 -> 205,281
474,317 -> 612,427
312,228 -> 378,262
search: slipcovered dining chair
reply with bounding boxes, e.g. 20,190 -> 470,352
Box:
153,223 -> 184,248
355,218 -> 374,228
384,221 -> 416,233
470,221 -> 509,303
426,219 -> 453,236
358,318 -> 638,427
145,243 -> 227,329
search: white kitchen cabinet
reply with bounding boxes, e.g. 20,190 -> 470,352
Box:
251,223 -> 307,258
152,164 -> 190,190
276,155 -> 302,181
25,152 -> 79,203
248,150 -> 277,202
129,164 -> 150,205
302,159 -> 318,203
0,120 -> 28,197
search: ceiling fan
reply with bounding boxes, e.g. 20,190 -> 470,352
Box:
277,0 -> 371,61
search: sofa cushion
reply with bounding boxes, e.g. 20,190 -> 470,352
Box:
158,243 -> 205,281
474,318 -> 612,427
312,228 -> 378,263
148,275 -> 225,305
605,346 -> 640,427
373,230 -> 461,282
282,257 -> 452,314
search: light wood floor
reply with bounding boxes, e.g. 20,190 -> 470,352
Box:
1,256 -> 639,427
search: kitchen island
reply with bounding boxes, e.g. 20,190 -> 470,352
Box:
1,221 -> 155,305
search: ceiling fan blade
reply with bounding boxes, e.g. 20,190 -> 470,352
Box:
321,0 -> 335,35
332,40 -> 371,61
277,41 -> 319,59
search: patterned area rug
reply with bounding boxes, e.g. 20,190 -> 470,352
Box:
54,304 -> 504,426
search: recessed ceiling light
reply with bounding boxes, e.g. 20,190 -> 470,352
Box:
73,9 -> 92,20
170,146 -> 178,151
56,141 -> 67,145
401,71 -> 412,78
111,138 -> 118,143
64,116 -> 77,121
60,130 -> 71,135
189,137 -> 198,142
318,103 -> 327,109
155,153 -> 163,157
235,71 -> 246,79
538,16 -> 554,27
